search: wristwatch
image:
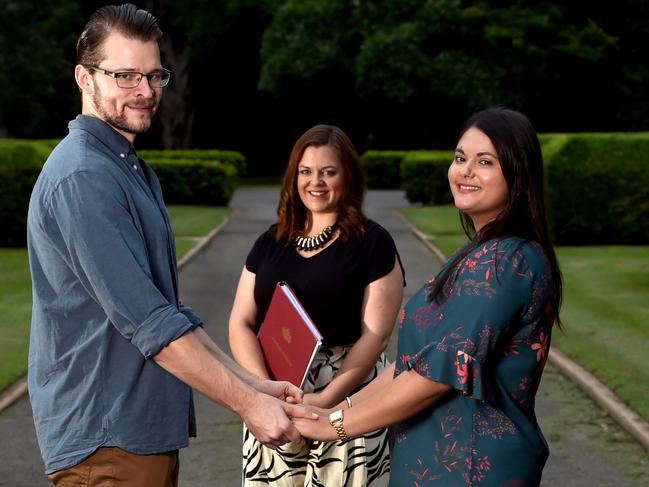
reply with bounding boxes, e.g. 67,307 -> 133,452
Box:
329,409 -> 350,442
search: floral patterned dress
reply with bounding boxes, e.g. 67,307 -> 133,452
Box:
389,237 -> 554,487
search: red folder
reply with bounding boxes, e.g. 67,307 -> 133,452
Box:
258,281 -> 323,388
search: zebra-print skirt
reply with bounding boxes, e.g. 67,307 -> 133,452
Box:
241,345 -> 390,486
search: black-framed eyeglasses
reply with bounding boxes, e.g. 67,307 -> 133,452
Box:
89,66 -> 171,88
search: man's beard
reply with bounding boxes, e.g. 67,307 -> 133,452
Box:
92,89 -> 157,135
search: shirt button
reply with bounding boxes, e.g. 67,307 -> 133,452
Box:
133,165 -> 138,170
120,153 -> 125,158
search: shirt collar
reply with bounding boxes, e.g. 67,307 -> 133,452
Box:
69,114 -> 135,158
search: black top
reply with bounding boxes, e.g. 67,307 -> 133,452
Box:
246,220 -> 405,346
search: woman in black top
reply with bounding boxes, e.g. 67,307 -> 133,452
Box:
229,124 -> 405,486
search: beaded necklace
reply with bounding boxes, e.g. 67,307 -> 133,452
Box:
294,224 -> 336,251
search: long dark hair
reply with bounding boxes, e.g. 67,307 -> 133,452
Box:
429,107 -> 562,327
275,124 -> 366,243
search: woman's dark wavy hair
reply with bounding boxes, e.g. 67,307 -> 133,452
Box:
76,3 -> 162,67
275,124 -> 366,243
428,107 -> 562,327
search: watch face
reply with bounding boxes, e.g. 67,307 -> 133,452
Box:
329,409 -> 344,422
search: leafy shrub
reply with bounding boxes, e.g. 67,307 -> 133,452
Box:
400,151 -> 454,204
360,150 -> 408,188
0,141 -> 49,246
148,158 -> 238,205
0,140 -> 242,246
538,133 -> 571,161
546,133 -> 649,244
140,149 -> 247,176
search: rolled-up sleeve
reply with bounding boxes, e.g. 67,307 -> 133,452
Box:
45,169 -> 196,358
179,303 -> 203,327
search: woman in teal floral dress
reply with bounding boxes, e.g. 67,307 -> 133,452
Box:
294,107 -> 563,486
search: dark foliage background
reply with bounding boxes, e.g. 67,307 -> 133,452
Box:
1,0 -> 647,175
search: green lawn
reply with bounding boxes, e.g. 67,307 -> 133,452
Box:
0,205 -> 229,392
553,246 -> 649,419
167,206 -> 230,259
399,206 -> 469,257
0,249 -> 31,391
399,205 -> 649,420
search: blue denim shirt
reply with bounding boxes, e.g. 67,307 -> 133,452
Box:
27,115 -> 202,474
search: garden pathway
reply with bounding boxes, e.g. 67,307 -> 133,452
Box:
0,188 -> 647,486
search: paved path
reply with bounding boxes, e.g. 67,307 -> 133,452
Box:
176,188 -> 438,485
1,188 -> 647,486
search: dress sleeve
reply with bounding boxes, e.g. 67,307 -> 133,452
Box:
399,239 -> 542,400
361,222 -> 405,286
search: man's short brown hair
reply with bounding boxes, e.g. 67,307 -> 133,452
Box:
76,3 -> 162,67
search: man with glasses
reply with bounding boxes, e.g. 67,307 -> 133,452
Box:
27,4 -> 312,486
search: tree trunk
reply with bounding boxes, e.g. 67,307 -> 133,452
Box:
0,115 -> 7,138
147,0 -> 194,149
158,35 -> 194,149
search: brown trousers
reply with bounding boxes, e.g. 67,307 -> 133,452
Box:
47,447 -> 179,487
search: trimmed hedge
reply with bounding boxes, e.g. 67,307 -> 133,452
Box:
0,140 -> 51,246
148,157 -> 238,205
360,150 -> 408,189
400,151 -> 454,204
546,133 -> 649,244
141,149 -> 244,205
0,139 -> 243,246
370,133 -> 649,245
538,133 -> 571,161
139,149 -> 246,176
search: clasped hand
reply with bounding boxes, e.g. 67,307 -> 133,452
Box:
291,403 -> 339,443
244,379 -> 320,449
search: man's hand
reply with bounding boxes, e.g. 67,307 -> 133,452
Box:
255,379 -> 304,403
241,392 -> 316,449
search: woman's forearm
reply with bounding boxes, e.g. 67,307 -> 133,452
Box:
348,362 -> 396,406
226,325 -> 270,380
314,332 -> 388,407
294,368 -> 452,441
345,369 -> 451,436
316,260 -> 404,407
226,267 -> 268,380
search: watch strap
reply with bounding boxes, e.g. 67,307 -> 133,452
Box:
329,410 -> 350,442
